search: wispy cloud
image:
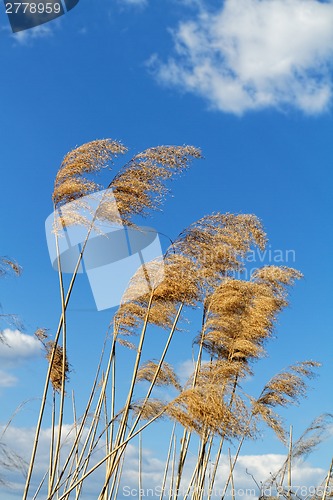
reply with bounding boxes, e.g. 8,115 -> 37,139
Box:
0,370 -> 17,388
0,422 -> 328,499
0,329 -> 41,361
12,23 -> 53,45
151,0 -> 333,115
119,0 -> 148,6
0,330 -> 42,388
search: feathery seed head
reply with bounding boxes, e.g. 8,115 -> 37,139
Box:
132,398 -> 167,421
137,360 -> 181,391
172,213 -> 267,290
256,360 -> 320,412
0,257 -> 22,277
110,145 -> 201,223
115,253 -> 201,337
167,385 -> 253,438
53,139 -> 127,207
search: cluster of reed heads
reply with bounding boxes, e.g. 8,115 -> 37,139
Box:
2,139 -> 331,499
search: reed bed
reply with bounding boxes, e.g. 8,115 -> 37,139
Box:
1,139 -> 331,499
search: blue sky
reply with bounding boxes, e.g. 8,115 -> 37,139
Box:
0,0 -> 333,497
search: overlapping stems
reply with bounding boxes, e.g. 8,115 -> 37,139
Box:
24,140 -> 202,499
167,266 -> 319,499
169,271 -> 321,499
23,138 -> 321,500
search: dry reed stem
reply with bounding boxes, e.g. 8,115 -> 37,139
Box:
132,398 -> 167,421
115,253 -> 201,339
50,335 -> 111,497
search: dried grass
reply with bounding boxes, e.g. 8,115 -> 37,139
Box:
45,341 -> 70,393
53,139 -> 126,207
253,361 -> 320,443
0,257 -> 22,277
131,399 -> 167,421
137,360 -> 181,390
201,266 -> 302,362
110,146 -> 202,223
167,385 -> 253,439
172,213 -> 267,289
257,361 -> 320,409
115,253 -> 201,338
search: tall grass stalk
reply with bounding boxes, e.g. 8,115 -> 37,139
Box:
159,423 -> 176,500
15,140 -> 326,500
321,458 -> 333,500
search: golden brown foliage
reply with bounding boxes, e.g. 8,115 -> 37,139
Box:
167,384 -> 253,438
115,253 -> 201,337
117,338 -> 137,350
132,398 -> 167,421
172,213 -> 267,289
252,266 -> 303,296
137,360 -> 181,391
252,361 -> 320,442
192,359 -> 251,388
45,341 -> 70,393
201,266 -> 302,362
256,361 -> 320,408
53,139 -> 127,207
110,146 -> 202,223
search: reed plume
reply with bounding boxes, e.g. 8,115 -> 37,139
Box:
172,213 -> 267,289
115,253 -> 201,339
0,257 -> 22,338
201,266 -> 302,363
53,139 -> 127,207
137,360 -> 181,390
253,361 -> 320,442
132,399 -> 167,421
261,414 -> 333,493
167,384 -> 253,439
0,257 -> 22,277
110,145 -> 202,223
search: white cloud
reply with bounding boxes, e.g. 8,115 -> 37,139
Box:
152,0 -> 333,115
0,370 -> 17,388
177,358 -> 196,383
0,422 -> 328,499
119,0 -> 147,6
0,330 -> 42,388
0,330 -> 41,361
176,358 -> 211,385
12,23 -> 53,45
